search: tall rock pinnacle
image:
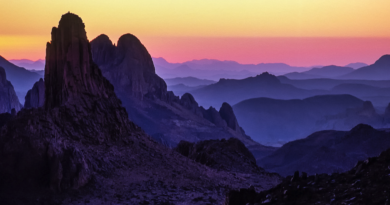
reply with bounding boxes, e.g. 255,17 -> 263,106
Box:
45,13 -> 113,109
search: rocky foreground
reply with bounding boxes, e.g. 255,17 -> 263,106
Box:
0,13 -> 280,205
225,147 -> 390,205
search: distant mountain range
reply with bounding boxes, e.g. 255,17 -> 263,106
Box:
153,57 -> 314,80
257,124 -> 390,176
164,77 -> 216,87
233,95 -> 386,146
339,55 -> 390,80
0,56 -> 42,103
283,55 -> 390,80
284,65 -> 355,79
9,59 -> 45,71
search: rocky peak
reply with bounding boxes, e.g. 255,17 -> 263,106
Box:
385,103 -> 390,117
0,66 -> 22,113
373,54 -> 390,67
180,93 -> 203,116
358,101 -> 376,117
201,106 -> 227,127
45,13 -> 113,109
90,34 -> 115,66
219,102 -> 240,131
90,33 -> 167,100
24,78 -> 45,108
255,72 -> 280,84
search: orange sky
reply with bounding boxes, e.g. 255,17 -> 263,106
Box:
1,0 -> 390,66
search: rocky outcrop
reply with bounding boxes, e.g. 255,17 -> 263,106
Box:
358,101 -> 377,117
200,106 -> 227,127
90,34 -> 167,100
0,13 -> 281,204
24,78 -> 45,108
91,34 -> 258,147
175,138 -> 265,174
225,147 -> 390,205
219,102 -> 240,131
179,93 -> 203,117
0,12 -> 136,193
0,66 -> 22,113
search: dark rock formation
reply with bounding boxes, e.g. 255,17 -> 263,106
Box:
0,13 -> 281,204
257,124 -> 390,176
175,138 -> 264,174
200,106 -> 227,127
358,101 -> 377,117
91,32 -> 259,147
0,112 -> 13,128
224,147 -> 390,205
0,66 -> 22,113
219,102 -> 240,131
24,78 -> 45,108
90,33 -> 167,100
179,93 -> 203,116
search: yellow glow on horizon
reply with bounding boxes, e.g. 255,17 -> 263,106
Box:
1,0 -> 390,63
1,0 -> 390,38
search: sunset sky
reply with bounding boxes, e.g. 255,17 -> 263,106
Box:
1,0 -> 390,66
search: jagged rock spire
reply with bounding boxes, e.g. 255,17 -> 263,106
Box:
45,13 -> 113,109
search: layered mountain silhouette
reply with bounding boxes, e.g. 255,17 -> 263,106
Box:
226,126 -> 390,204
0,55 -> 41,97
189,72 -> 328,108
0,13 -> 281,204
257,124 -> 390,176
164,76 -> 216,87
9,59 -> 45,71
0,66 -> 22,113
340,55 -> 390,80
279,76 -> 390,107
90,33 -> 257,147
153,58 -> 312,80
233,95 -> 387,146
284,65 -> 354,79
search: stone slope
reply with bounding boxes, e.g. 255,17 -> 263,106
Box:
225,146 -> 390,205
175,138 -> 265,174
0,13 -> 280,204
0,66 -> 22,113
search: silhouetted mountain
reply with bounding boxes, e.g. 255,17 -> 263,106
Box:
91,34 -> 257,147
153,57 -> 311,80
24,78 -> 45,108
0,66 -> 22,113
190,72 -> 328,108
257,124 -> 390,176
225,140 -> 390,204
0,56 -> 41,94
167,83 -> 206,96
9,59 -> 45,71
233,95 -> 380,146
340,55 -> 390,80
164,76 -> 216,86
0,13 -> 280,204
278,76 -> 390,90
278,76 -> 390,107
345,62 -> 368,69
284,65 -> 354,79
